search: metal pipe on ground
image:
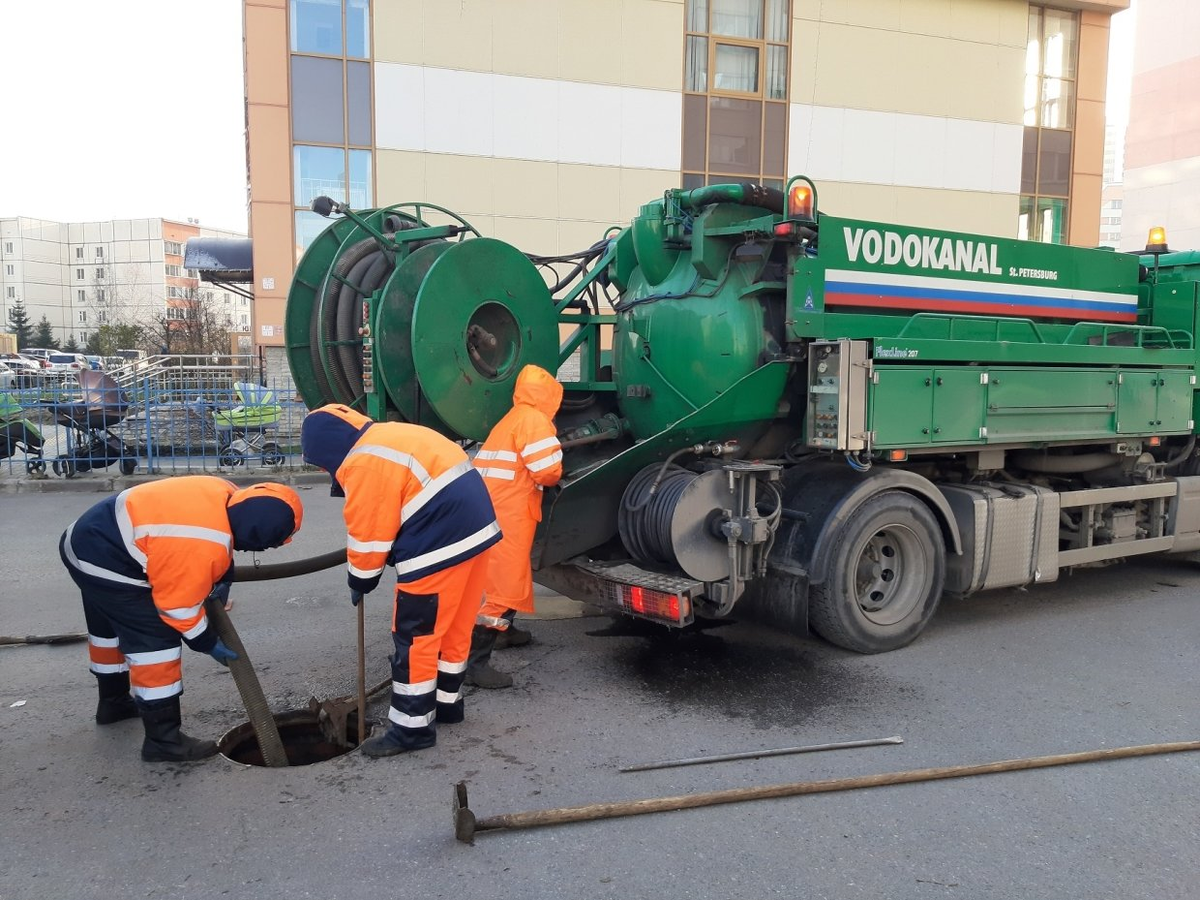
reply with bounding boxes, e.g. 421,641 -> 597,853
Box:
453,739 -> 1200,843
619,735 -> 904,773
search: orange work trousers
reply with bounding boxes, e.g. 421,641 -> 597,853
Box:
387,550 -> 490,749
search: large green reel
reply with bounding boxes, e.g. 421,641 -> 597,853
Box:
374,238 -> 557,441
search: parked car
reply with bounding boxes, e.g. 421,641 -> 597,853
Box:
43,352 -> 91,380
0,354 -> 45,387
84,355 -> 105,371
0,361 -> 16,392
18,348 -> 56,362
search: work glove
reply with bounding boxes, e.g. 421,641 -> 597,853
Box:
209,582 -> 232,610
350,589 -> 364,608
208,638 -> 239,667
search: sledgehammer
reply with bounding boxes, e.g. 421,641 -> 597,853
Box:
452,739 -> 1200,843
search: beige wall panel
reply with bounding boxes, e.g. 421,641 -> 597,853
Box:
1074,99 -> 1105,177
620,0 -> 684,91
947,0 -> 1007,44
559,219 -> 615,254
375,149 -> 429,203
372,1 -> 424,64
817,181 -> 1018,236
797,0 -> 901,28
558,164 -> 623,224
1076,15 -> 1110,104
802,24 -> 902,111
1068,173 -> 1101,246
492,216 -> 560,255
246,105 -> 291,204
789,17 -> 820,105
423,154 -> 497,217
412,1 -> 497,71
494,159 -> 559,220
559,0 -> 624,86
249,201 -> 293,346
996,0 -> 1029,48
244,5 -> 289,108
896,0 -> 943,37
619,168 -> 678,219
493,1 -> 561,79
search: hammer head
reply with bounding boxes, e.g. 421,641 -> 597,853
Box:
453,781 -> 476,844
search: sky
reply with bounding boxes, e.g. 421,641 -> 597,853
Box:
0,0 -> 1140,231
0,0 -> 249,232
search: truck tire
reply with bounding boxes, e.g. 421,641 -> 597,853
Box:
809,490 -> 945,654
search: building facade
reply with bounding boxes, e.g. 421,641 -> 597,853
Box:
243,0 -> 1126,370
0,217 -> 248,350
1122,0 -> 1200,253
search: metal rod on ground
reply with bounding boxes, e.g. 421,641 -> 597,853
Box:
205,596 -> 289,768
620,735 -> 904,773
453,739 -> 1200,844
356,601 -> 367,746
0,632 -> 88,647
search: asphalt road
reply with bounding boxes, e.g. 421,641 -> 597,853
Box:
2,489 -> 1198,900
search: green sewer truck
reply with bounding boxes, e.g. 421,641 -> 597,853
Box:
286,180 -> 1200,653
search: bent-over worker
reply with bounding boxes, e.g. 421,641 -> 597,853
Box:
300,404 -> 501,758
467,364 -> 564,688
60,477 -> 303,762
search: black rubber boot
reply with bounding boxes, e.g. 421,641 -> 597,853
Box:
361,726 -> 435,758
494,623 -> 532,649
139,698 -> 218,763
464,626 -> 513,689
95,672 -> 139,725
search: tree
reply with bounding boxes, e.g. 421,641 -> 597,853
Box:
6,298 -> 32,348
32,316 -> 60,350
63,336 -> 81,353
85,322 -> 144,356
140,288 -> 231,356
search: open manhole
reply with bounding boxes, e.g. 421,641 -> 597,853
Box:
219,709 -> 366,767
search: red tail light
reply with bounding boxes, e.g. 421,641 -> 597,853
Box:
615,583 -> 690,624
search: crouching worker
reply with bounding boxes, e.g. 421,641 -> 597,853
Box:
467,364 -> 564,688
60,477 -> 303,763
300,405 -> 501,759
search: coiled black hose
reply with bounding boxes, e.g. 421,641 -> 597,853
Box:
618,465 -> 697,567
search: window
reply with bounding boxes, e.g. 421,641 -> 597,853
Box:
166,306 -> 185,320
4,264 -> 12,275
1019,7 -> 1079,244
290,0 -> 342,55
95,247 -> 104,258
95,267 -> 105,279
185,268 -> 197,279
75,247 -> 83,259
5,286 -> 13,298
167,286 -> 185,299
76,268 -> 85,280
164,240 -> 182,256
4,242 -> 13,254
78,290 -> 86,303
78,310 -> 87,323
98,310 -> 108,324
682,0 -> 790,189
97,289 -> 105,302
166,264 -> 182,277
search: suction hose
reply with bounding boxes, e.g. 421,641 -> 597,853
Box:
231,548 -> 347,582
205,596 -> 290,767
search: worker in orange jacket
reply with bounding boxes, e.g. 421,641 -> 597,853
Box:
301,404 -> 501,758
59,477 -> 303,762
466,364 -> 564,688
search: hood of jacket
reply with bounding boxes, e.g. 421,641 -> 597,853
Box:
227,483 -> 304,551
513,365 -> 562,419
300,404 -> 373,496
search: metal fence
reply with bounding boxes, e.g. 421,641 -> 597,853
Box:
1,368 -> 309,479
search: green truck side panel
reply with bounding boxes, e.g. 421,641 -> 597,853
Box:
869,365 -> 1195,448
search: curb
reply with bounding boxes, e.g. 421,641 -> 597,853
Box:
0,470 -> 331,495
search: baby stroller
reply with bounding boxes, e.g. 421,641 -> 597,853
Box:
213,382 -> 285,467
52,369 -> 138,477
0,392 -> 46,475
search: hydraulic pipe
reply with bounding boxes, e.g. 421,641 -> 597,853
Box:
619,735 -> 904,773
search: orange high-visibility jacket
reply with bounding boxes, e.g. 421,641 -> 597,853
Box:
62,476 -> 303,649
474,365 -> 563,611
301,404 -> 502,591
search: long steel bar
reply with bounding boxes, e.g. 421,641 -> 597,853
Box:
619,735 -> 904,773
456,739 -> 1200,843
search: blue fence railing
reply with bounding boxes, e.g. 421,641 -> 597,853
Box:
1,375 -> 310,478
